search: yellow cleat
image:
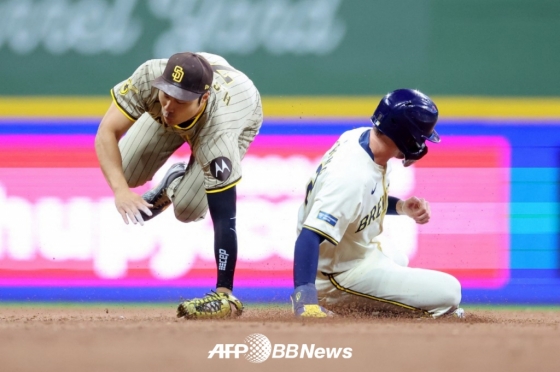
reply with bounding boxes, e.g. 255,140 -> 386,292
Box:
177,291 -> 244,319
299,304 -> 329,318
291,284 -> 334,318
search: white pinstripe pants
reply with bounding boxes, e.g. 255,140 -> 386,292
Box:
118,113 -> 256,223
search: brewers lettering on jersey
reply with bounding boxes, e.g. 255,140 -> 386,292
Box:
290,89 -> 465,320
95,51 -> 262,319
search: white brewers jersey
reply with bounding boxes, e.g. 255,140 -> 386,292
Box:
297,127 -> 392,274
111,52 -> 262,192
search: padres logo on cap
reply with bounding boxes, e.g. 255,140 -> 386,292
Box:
172,66 -> 184,82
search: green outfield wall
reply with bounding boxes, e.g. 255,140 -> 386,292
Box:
0,0 -> 558,97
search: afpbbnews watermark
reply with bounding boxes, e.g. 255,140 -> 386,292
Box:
208,333 -> 352,363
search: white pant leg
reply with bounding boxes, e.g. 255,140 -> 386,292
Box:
316,248 -> 461,317
380,245 -> 409,267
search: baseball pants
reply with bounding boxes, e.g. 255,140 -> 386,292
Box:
315,247 -> 462,317
118,113 -> 258,223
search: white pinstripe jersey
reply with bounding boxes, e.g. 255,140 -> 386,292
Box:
111,53 -> 263,192
297,128 -> 392,274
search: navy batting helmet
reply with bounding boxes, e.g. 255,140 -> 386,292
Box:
371,89 -> 440,166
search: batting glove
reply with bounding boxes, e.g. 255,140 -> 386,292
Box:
291,284 -> 333,318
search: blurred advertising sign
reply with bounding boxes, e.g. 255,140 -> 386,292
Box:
2,0 -> 555,96
0,0 -> 345,57
0,132 -> 509,289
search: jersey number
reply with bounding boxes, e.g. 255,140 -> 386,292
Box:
304,164 -> 323,205
211,64 -> 238,85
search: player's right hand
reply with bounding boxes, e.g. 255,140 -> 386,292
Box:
114,189 -> 153,226
291,284 -> 333,318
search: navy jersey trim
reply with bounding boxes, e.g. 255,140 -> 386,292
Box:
302,225 -> 338,246
359,129 -> 375,161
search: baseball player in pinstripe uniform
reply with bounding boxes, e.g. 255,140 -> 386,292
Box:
95,52 -> 262,319
290,89 -> 465,319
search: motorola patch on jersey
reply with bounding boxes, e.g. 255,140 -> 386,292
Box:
210,157 -> 233,181
317,211 -> 338,226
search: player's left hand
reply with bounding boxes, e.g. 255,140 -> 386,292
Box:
401,196 -> 431,224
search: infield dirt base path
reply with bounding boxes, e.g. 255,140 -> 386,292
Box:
0,306 -> 559,372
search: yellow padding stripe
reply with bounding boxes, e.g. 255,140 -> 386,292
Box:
205,178 -> 241,194
2,96 -> 560,118
0,96 -> 111,117
262,96 -> 560,118
326,274 -> 430,315
110,89 -> 137,122
302,225 -> 338,246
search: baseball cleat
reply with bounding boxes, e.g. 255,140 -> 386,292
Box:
177,291 -> 244,319
452,307 -> 466,319
290,284 -> 334,318
140,162 -> 186,222
295,304 -> 332,318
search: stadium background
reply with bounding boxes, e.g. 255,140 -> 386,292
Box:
0,0 -> 558,305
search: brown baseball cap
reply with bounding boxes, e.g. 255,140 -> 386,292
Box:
152,52 -> 213,101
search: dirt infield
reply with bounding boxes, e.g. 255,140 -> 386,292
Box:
1,305 -> 559,372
